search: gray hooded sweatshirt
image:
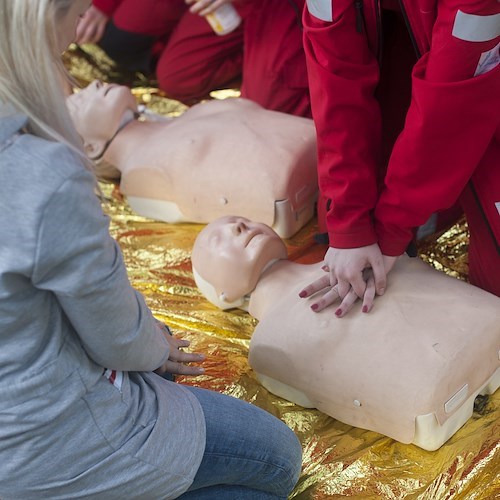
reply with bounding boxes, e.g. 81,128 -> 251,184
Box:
0,112 -> 205,499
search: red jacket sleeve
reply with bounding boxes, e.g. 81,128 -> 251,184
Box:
375,0 -> 500,256
92,0 -> 122,17
303,2 -> 382,248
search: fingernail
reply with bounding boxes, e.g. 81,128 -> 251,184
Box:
362,305 -> 368,313
311,303 -> 319,311
299,290 -> 307,298
378,288 -> 385,295
335,308 -> 342,317
321,265 -> 328,271
198,368 -> 205,373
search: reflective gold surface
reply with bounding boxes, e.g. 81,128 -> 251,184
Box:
66,46 -> 499,499
98,182 -> 499,499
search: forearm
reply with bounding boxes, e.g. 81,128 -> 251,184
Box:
59,283 -> 170,372
303,3 -> 382,248
33,165 -> 170,372
375,2 -> 500,255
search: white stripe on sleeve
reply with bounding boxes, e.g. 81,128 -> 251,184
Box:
452,10 -> 500,42
306,0 -> 333,22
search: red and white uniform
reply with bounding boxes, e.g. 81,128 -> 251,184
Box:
303,0 -> 500,295
160,0 -> 311,116
92,0 -> 311,117
91,0 -> 238,103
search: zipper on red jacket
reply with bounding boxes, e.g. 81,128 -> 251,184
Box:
354,1 -> 382,60
375,0 -> 383,62
354,1 -> 364,32
397,0 -> 422,58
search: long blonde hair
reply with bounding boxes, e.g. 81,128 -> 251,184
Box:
0,0 -> 85,155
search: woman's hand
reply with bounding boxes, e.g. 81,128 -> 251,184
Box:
76,5 -> 109,45
323,244 -> 386,298
299,267 -> 376,317
299,245 -> 396,317
155,324 -> 205,377
382,254 -> 398,275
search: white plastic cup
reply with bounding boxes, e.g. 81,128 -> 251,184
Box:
205,3 -> 242,35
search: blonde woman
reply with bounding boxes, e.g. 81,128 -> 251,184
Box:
0,1 -> 301,498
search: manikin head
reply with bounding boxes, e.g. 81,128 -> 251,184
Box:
66,80 -> 138,159
191,216 -> 288,309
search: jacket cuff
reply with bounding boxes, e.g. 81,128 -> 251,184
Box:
376,226 -> 412,256
328,227 -> 378,249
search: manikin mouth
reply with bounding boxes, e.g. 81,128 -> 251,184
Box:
103,84 -> 117,96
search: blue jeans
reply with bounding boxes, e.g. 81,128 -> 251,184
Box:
177,386 -> 302,499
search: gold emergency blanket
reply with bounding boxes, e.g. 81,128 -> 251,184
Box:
66,46 -> 499,499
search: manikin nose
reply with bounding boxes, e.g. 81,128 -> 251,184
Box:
91,80 -> 103,89
232,220 -> 248,235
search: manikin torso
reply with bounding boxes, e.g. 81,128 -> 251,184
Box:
244,256 -> 500,450
104,98 -> 318,238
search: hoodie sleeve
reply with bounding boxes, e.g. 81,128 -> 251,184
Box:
32,155 -> 169,372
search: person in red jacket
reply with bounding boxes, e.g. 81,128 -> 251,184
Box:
75,0 -> 240,99
299,0 -> 500,315
76,0 -> 311,117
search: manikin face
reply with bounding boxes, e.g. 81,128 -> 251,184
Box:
66,80 -> 138,156
57,0 -> 92,53
192,216 -> 287,303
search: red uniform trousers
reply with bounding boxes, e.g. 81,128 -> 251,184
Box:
93,0 -> 242,100
239,0 -> 311,117
161,0 -> 311,116
94,0 -> 310,116
157,5 -> 244,104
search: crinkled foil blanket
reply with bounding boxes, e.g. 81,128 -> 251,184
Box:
64,46 -> 499,499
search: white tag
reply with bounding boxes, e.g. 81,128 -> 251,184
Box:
306,0 -> 333,22
474,42 -> 500,76
103,369 -> 124,391
452,10 -> 500,42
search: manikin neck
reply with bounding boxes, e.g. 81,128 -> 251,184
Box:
99,112 -> 167,171
91,109 -> 139,163
248,259 -> 321,320
232,259 -> 283,313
